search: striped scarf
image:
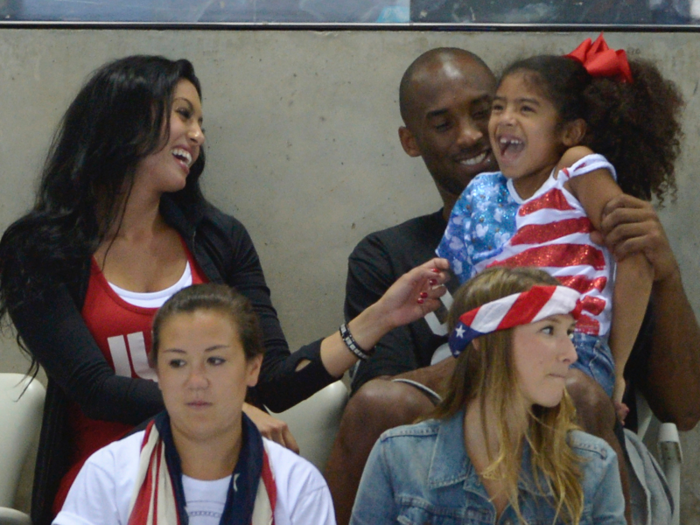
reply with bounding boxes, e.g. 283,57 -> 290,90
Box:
127,411 -> 276,525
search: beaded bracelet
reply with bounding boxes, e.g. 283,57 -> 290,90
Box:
339,323 -> 373,361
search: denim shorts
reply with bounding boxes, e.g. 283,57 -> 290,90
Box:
570,332 -> 615,398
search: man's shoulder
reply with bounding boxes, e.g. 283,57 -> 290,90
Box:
367,210 -> 446,240
351,210 -> 446,263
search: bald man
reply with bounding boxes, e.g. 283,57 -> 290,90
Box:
347,49 -> 495,395
326,48 -> 700,525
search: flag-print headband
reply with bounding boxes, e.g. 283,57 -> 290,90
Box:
448,285 -> 582,357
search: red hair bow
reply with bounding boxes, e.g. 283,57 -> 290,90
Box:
565,33 -> 633,84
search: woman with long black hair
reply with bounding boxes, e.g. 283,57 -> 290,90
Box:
0,55 -> 448,523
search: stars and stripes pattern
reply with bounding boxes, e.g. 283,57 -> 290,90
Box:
478,154 -> 617,336
127,418 -> 276,525
449,285 -> 582,357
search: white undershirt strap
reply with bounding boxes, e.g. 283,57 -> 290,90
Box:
108,261 -> 193,308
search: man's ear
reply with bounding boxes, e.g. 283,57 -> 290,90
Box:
561,118 -> 587,147
399,126 -> 421,158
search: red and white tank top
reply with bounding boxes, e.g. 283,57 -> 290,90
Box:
54,241 -> 208,514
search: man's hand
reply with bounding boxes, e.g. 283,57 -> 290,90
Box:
592,194 -> 679,282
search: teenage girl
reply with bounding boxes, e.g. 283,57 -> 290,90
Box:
55,284 -> 336,525
437,35 -> 683,412
351,266 -> 625,525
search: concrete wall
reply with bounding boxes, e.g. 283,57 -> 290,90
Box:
1,29 -> 699,521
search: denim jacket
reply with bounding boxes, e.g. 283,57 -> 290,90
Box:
350,410 -> 625,525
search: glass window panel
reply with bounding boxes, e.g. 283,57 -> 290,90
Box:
0,0 -> 697,24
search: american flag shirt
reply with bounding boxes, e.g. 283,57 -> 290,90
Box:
437,153 -> 616,337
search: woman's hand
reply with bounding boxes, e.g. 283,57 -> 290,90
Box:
319,258 -> 450,378
243,403 -> 300,453
372,257 -> 451,331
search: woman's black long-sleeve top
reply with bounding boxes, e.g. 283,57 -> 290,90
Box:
13,194 -> 335,525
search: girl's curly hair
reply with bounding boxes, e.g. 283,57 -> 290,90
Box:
501,55 -> 684,205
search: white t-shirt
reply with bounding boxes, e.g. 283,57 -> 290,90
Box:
53,431 -> 336,525
182,474 -> 231,525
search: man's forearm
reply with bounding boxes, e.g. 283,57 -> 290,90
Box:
645,269 -> 700,429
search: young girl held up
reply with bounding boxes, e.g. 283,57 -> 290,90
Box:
436,35 -> 684,414
351,267 -> 625,525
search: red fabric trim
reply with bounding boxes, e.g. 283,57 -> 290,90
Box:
498,286 -> 556,329
128,450 -> 154,524
557,275 -> 608,295
519,189 -> 575,216
580,296 -> 606,316
260,449 -> 277,523
576,314 -> 601,335
489,244 -> 606,271
509,217 -> 593,245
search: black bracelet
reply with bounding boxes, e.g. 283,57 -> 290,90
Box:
339,323 -> 373,361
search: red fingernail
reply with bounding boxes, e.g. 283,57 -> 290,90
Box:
429,279 -> 437,286
420,292 -> 428,298
431,268 -> 440,273
417,298 -> 425,304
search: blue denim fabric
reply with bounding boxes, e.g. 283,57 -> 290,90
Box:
570,332 -> 615,398
351,411 -> 625,525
